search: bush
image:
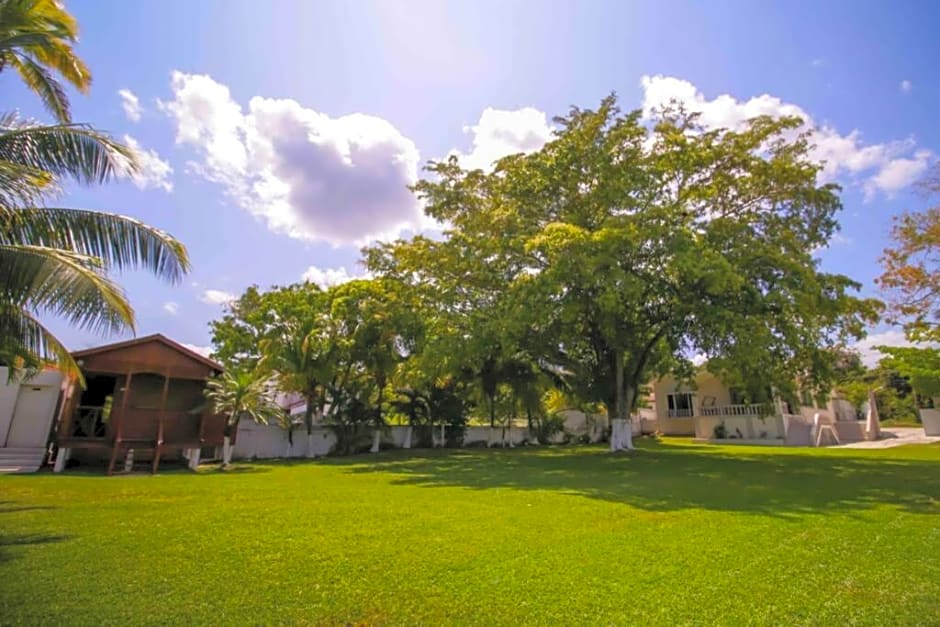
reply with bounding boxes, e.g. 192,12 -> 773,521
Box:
713,422 -> 727,439
531,413 -> 567,444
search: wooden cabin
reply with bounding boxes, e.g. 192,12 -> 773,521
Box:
54,334 -> 226,474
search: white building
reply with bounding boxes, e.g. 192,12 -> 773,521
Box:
0,367 -> 65,473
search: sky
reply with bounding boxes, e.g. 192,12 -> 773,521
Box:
5,0 -> 939,365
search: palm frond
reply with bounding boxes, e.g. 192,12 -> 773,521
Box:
0,303 -> 81,380
0,0 -> 90,121
2,207 -> 191,282
7,53 -> 69,122
0,159 -> 54,206
0,244 -> 133,335
0,116 -> 138,184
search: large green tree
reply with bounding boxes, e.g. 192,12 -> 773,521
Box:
370,96 -> 880,450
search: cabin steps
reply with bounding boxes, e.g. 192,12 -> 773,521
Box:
0,447 -> 47,473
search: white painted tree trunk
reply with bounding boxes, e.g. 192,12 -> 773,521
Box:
370,429 -> 381,453
440,422 -> 446,447
307,433 -> 316,458
222,436 -> 233,465
403,426 -> 413,449
187,448 -> 201,470
610,418 -> 634,451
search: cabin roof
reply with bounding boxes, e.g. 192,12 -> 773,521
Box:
71,334 -> 222,373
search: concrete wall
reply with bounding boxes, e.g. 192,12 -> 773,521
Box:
234,422 -> 337,459
693,415 -> 785,441
0,367 -> 63,449
920,409 -> 940,436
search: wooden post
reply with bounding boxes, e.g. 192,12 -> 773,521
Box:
152,373 -> 171,474
108,371 -> 133,476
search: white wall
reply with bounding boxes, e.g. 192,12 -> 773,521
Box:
233,422 -> 337,459
0,367 -> 63,449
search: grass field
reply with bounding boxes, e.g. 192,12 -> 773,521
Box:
1,439 -> 938,625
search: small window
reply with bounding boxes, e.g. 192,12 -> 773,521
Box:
667,393 -> 695,417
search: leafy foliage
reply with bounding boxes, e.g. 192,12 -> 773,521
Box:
0,3 -> 188,378
878,165 -> 940,341
368,96 -> 880,435
203,369 -> 283,435
0,0 -> 92,123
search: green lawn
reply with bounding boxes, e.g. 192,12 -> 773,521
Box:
1,440 -> 938,625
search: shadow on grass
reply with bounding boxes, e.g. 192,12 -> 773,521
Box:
320,441 -> 940,518
0,532 -> 71,565
0,503 -> 57,514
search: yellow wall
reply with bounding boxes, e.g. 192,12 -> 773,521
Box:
652,371 -> 732,419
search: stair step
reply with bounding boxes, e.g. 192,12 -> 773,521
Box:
0,447 -> 46,454
0,466 -> 41,474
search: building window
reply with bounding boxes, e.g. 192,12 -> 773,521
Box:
667,392 -> 695,417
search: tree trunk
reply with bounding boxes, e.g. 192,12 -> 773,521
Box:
370,428 -> 381,453
403,425 -> 413,449
222,435 -> 233,466
610,353 -> 635,451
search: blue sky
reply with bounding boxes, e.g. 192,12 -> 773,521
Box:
5,0 -> 939,362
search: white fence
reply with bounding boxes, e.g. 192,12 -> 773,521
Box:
232,410 -> 639,460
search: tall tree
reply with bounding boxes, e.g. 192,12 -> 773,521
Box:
0,0 -> 92,123
370,96 -> 880,451
1,1 -> 189,378
877,164 -> 940,341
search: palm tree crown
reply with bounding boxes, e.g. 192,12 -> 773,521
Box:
0,0 -> 92,123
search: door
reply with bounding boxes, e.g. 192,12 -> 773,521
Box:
5,386 -> 59,447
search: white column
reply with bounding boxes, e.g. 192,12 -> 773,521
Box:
53,447 -> 70,472
187,447 -> 201,470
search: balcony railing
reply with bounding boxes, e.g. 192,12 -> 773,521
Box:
700,403 -> 769,417
667,408 -> 695,417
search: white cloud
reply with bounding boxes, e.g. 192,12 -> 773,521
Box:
182,343 -> 212,357
123,135 -> 173,192
864,149 -> 931,199
200,289 -> 235,305
451,107 -> 555,172
811,58 -> 826,68
162,71 -> 422,245
900,80 -> 912,94
118,88 -> 142,122
301,265 -> 370,288
851,329 -> 923,368
639,75 -> 933,199
162,301 -> 179,315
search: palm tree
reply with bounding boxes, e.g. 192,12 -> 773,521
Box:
204,370 -> 283,466
0,0 -> 92,123
1,1 -> 189,379
0,114 -> 190,379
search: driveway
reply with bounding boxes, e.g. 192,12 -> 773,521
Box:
836,427 -> 940,449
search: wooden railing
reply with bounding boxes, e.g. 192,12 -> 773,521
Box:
70,405 -> 109,437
